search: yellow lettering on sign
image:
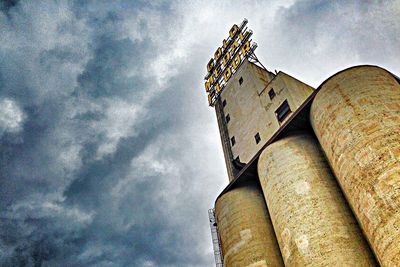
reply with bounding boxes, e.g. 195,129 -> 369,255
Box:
229,24 -> 238,38
207,58 -> 214,73
222,39 -> 228,49
208,93 -> 213,105
230,41 -> 239,54
241,41 -> 251,55
239,31 -> 245,41
223,67 -> 232,82
208,91 -> 215,104
204,75 -> 214,92
216,83 -> 222,93
232,54 -> 242,70
203,20 -> 256,104
214,47 -> 222,61
222,52 -> 231,66
214,64 -> 222,78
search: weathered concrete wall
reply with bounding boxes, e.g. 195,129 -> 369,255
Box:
215,98 -> 237,181
222,60 -> 275,165
221,60 -> 314,165
215,179 -> 284,267
258,133 -> 376,266
259,71 -> 314,126
310,66 -> 400,266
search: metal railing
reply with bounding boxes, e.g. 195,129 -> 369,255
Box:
208,208 -> 223,267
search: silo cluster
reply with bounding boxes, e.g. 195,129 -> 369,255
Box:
212,65 -> 400,267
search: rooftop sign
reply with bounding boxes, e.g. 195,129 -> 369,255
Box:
204,19 -> 257,106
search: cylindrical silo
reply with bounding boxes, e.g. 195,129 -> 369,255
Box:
310,65 -> 400,266
215,179 -> 284,267
258,133 -> 376,266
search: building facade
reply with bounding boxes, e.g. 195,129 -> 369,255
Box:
206,21 -> 400,267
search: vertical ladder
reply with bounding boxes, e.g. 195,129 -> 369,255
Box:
208,208 -> 223,267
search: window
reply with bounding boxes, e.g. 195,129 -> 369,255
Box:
268,88 -> 276,100
239,77 -> 243,85
225,114 -> 230,124
255,133 -> 261,144
231,136 -> 236,146
222,99 -> 227,108
275,100 -> 291,123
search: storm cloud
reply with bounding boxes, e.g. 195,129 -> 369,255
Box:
0,0 -> 399,266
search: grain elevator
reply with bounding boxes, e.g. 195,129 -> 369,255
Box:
206,19 -> 400,267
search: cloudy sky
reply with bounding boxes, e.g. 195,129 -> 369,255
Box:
0,0 -> 399,266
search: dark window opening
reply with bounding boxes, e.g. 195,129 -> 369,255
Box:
275,100 -> 291,123
239,77 -> 243,85
268,88 -> 276,100
231,136 -> 236,146
225,114 -> 230,124
232,156 -> 245,170
222,99 -> 227,107
255,133 -> 261,144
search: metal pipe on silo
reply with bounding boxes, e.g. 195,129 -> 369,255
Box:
258,133 -> 377,266
310,65 -> 400,266
215,179 -> 284,267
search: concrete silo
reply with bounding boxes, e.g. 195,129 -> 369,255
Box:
257,132 -> 376,266
310,65 -> 400,265
215,179 -> 284,267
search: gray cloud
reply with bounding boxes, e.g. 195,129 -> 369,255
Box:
259,0 -> 400,85
0,0 -> 398,266
0,1 -> 215,266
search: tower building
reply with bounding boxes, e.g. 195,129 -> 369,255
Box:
206,20 -> 400,267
